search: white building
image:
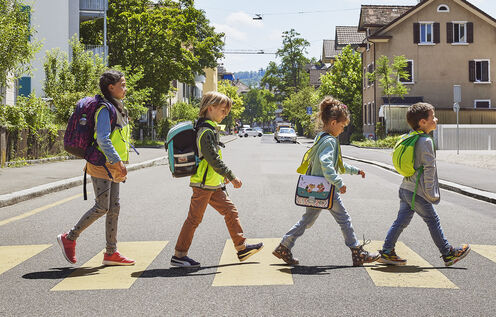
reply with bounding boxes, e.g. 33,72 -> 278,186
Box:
18,0 -> 106,98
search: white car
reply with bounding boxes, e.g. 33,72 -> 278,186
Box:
238,128 -> 262,137
275,128 -> 297,143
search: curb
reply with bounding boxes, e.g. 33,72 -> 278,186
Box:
0,135 -> 238,208
0,157 -> 166,208
343,155 -> 496,205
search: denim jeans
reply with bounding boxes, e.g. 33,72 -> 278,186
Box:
281,192 -> 360,250
383,188 -> 451,255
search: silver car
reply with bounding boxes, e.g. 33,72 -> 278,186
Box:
275,128 -> 297,143
238,127 -> 262,137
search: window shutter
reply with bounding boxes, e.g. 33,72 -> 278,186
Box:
467,22 -> 474,43
447,22 -> 453,43
433,23 -> 440,43
413,23 -> 420,44
469,61 -> 476,82
482,61 -> 489,82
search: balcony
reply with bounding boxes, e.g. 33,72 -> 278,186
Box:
80,0 -> 107,21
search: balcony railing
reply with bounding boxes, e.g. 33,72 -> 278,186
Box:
85,45 -> 107,58
80,0 -> 107,12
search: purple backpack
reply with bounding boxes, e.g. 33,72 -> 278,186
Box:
64,95 -> 117,198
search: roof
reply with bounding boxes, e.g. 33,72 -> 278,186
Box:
322,40 -> 341,59
358,5 -> 414,31
335,26 -> 366,47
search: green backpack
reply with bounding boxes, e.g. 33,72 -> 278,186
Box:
392,131 -> 432,209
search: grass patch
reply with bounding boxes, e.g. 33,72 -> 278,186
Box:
133,139 -> 165,147
351,135 -> 402,149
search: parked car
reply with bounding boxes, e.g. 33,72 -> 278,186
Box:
238,127 -> 262,137
275,127 -> 297,143
253,127 -> 263,134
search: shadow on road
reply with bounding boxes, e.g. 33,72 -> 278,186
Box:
371,265 -> 468,273
271,263 -> 359,275
132,261 -> 259,278
22,266 -> 103,279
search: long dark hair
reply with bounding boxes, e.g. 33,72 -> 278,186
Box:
99,70 -> 126,116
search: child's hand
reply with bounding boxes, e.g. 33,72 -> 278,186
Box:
358,170 -> 366,178
339,185 -> 347,194
231,177 -> 242,189
224,177 -> 230,184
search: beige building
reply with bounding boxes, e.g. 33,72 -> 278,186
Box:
359,0 -> 496,137
202,68 -> 218,94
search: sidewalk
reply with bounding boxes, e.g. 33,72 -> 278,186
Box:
297,136 -> 496,205
0,136 -> 237,208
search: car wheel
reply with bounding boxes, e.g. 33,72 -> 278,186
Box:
244,134 -> 248,137
258,133 -> 262,137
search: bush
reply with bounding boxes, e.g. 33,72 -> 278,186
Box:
350,132 -> 365,142
351,134 -> 402,148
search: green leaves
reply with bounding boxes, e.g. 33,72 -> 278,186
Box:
106,0 -> 224,106
319,45 -> 363,133
0,0 -> 40,91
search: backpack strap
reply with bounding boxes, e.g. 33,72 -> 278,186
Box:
296,133 -> 330,174
409,132 -> 433,210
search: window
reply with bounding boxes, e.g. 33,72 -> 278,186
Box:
453,23 -> 467,43
437,5 -> 449,12
400,60 -> 414,84
367,63 -> 374,86
447,22 -> 473,44
469,60 -> 490,83
18,77 -> 31,97
474,100 -> 491,109
420,23 -> 433,43
368,103 -> 372,125
371,102 -> 375,125
363,104 -> 367,125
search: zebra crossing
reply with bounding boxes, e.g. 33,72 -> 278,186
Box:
0,238 -> 494,291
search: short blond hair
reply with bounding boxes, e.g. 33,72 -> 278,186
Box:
199,91 -> 232,117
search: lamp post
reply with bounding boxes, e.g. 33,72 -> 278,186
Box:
453,85 -> 461,154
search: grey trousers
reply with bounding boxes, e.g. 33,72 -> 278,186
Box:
68,176 -> 120,254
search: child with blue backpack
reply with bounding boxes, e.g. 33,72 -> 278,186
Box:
57,70 -> 135,266
272,97 -> 380,267
378,102 -> 470,266
171,91 -> 263,267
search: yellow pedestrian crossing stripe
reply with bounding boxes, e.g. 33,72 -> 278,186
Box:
2,240 -> 495,290
0,244 -> 51,275
364,241 -> 458,289
212,238 -> 293,286
51,241 -> 167,291
472,245 -> 496,263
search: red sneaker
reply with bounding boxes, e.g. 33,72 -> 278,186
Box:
102,251 -> 135,266
57,233 -> 76,264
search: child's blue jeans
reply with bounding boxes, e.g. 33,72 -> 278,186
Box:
281,191 -> 360,250
383,188 -> 451,255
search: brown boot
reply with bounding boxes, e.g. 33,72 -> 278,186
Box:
351,239 -> 380,267
273,244 -> 299,265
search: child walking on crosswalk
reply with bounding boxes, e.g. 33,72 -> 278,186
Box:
170,91 -> 263,268
57,70 -> 135,266
273,97 -> 379,266
377,102 -> 470,266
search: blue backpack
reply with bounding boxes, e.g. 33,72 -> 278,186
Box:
166,120 -> 216,178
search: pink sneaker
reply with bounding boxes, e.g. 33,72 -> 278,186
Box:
57,233 -> 76,264
102,251 -> 135,266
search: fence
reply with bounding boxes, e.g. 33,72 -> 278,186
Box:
434,124 -> 496,150
0,127 -> 65,167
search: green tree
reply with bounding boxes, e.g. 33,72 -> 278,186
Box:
43,36 -> 149,124
218,80 -> 244,131
367,55 -> 410,134
261,29 -> 310,99
319,45 -> 363,134
0,1 -> 40,93
282,86 -> 319,137
242,88 -> 276,127
106,0 -> 224,106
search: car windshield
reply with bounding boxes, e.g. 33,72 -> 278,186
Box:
279,128 -> 294,134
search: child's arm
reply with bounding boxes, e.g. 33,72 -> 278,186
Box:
419,137 -> 439,202
199,130 -> 235,181
343,161 -> 360,175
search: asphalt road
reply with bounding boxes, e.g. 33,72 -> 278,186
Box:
0,135 -> 495,316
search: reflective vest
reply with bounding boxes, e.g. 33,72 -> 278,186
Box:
190,120 -> 224,189
94,105 -> 130,163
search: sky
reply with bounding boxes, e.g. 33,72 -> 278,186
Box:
193,0 -> 496,72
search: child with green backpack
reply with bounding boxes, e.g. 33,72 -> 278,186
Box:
378,102 -> 470,267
